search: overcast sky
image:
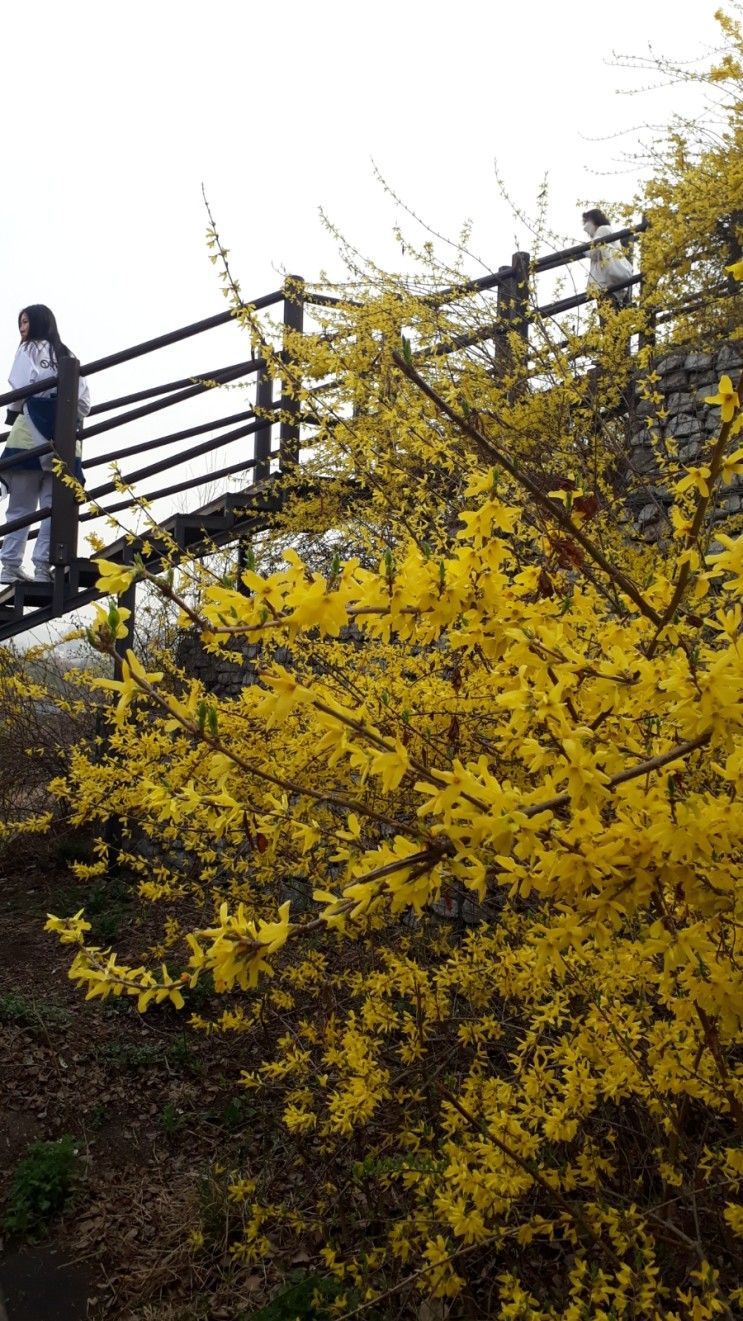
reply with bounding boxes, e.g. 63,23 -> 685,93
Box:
0,0 -> 725,588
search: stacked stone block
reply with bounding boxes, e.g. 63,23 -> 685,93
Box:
627,341 -> 743,541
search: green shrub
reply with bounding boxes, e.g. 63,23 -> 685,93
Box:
3,1136 -> 81,1236
0,991 -> 69,1029
0,991 -> 36,1024
249,1273 -> 346,1320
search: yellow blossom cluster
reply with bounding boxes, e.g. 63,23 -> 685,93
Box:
32,14 -> 743,1315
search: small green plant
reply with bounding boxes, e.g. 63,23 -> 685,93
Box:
160,1102 -> 185,1136
91,909 -> 124,943
0,991 -> 69,1029
83,876 -> 131,913
3,1136 -> 81,1236
100,1040 -> 164,1069
220,1096 -> 257,1131
170,1032 -> 204,1074
181,969 -> 215,1010
83,876 -> 133,945
0,991 -> 36,1024
126,1042 -> 163,1068
102,996 -> 131,1017
87,1103 -> 109,1131
196,1167 -> 243,1248
249,1273 -> 348,1320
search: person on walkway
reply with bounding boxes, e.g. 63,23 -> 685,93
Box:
0,305 -> 90,584
582,209 -> 634,309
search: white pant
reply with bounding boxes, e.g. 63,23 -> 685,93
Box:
1,468 -> 53,569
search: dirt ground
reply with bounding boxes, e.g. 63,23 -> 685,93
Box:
0,839 -> 276,1320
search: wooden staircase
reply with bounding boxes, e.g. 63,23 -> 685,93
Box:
0,478 -> 285,642
0,222 -> 722,647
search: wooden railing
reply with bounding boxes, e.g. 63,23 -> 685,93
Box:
0,220 -> 735,608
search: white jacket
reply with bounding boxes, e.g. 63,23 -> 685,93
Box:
9,340 -> 91,417
587,225 -> 634,294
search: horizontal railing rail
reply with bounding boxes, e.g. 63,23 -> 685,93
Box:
0,290 -> 285,409
83,417 -> 276,504
0,442 -> 53,475
83,406 -> 266,470
81,360 -> 265,439
80,450 -> 281,522
1,220 -> 737,645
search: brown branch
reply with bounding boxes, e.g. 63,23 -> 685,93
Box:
106,651 -> 415,836
391,349 -> 662,625
523,729 -> 711,819
694,1004 -> 743,1138
337,1235 -> 498,1319
438,1087 -> 622,1267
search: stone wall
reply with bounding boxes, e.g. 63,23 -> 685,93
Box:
627,340 -> 743,542
175,633 -> 283,698
176,628 -> 365,698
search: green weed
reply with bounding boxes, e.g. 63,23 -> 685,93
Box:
248,1273 -> 348,1319
169,1032 -> 204,1075
160,1102 -> 185,1137
3,1136 -> 81,1236
100,1040 -> 164,1069
0,991 -> 69,1029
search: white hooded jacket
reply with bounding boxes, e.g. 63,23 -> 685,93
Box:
587,226 -> 634,294
9,340 -> 91,417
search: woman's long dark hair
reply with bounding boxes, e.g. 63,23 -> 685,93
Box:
581,208 -> 634,254
18,305 -> 72,364
582,208 -> 612,229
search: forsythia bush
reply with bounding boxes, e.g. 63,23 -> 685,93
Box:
40,13 -> 743,1318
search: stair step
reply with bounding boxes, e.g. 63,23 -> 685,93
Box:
196,480 -> 266,519
225,488 -> 281,516
224,491 -> 255,513
16,581 -> 54,605
171,513 -> 234,548
71,559 -> 100,590
165,511 -> 232,533
0,473 -> 298,641
0,583 -> 25,615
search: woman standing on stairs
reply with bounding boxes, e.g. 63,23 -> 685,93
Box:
0,304 -> 90,584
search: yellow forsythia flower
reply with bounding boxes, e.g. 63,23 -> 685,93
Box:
705,375 -> 740,423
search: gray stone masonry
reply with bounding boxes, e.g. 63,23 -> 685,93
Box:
628,339 -> 743,543
176,633 -> 282,698
176,624 -> 366,698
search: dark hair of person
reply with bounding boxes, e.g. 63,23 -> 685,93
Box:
582,208 -> 611,229
18,304 -> 72,364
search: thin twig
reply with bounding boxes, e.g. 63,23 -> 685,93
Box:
391,350 -> 661,625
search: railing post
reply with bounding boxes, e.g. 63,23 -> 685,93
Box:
495,251 -> 530,393
496,253 -> 530,339
495,265 -> 512,323
637,213 -> 656,359
106,558 -> 137,870
113,576 -> 137,682
49,354 -> 80,571
253,364 -> 273,485
280,275 -> 304,469
510,251 -> 531,346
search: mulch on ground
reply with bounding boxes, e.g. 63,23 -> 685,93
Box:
0,839 -> 275,1320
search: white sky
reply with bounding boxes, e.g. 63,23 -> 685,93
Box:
0,0 -> 725,577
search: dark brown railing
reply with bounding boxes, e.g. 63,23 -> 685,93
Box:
0,222 -> 735,640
